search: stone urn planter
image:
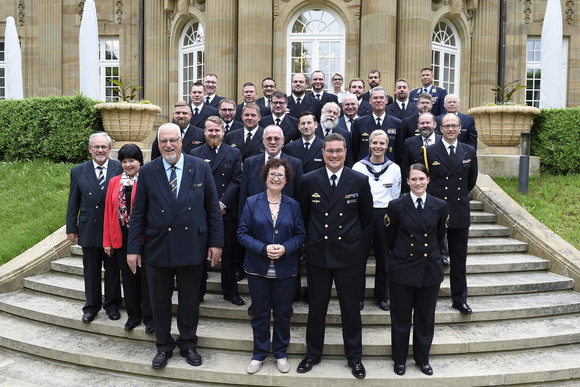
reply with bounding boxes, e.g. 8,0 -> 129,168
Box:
467,105 -> 540,146
94,102 -> 161,146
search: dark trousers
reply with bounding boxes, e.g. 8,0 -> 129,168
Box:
360,207 -> 389,302
306,263 -> 363,363
447,227 -> 469,304
114,231 -> 152,325
389,281 -> 440,365
247,274 -> 295,360
221,219 -> 240,298
146,263 -> 202,352
82,246 -> 121,315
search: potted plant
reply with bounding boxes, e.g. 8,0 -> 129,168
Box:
94,78 -> 161,145
467,81 -> 541,147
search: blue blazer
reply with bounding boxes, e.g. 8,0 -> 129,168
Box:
189,103 -> 219,128
127,154 -> 224,267
259,114 -> 300,144
66,159 -> 123,247
436,112 -> 478,149
238,192 -> 306,279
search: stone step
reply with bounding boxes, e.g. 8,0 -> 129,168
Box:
470,212 -> 497,223
0,311 -> 579,386
2,290 -> 580,357
469,200 -> 484,211
468,223 -> 510,237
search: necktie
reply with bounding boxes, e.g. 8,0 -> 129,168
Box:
376,117 -> 382,129
275,118 -> 281,126
266,98 -> 270,108
423,88 -> 428,93
315,94 -> 321,100
224,123 -> 230,132
449,145 -> 455,159
296,97 -> 301,105
416,197 -> 423,214
424,138 -> 430,147
325,129 -> 330,137
97,166 -> 105,190
304,142 -> 310,150
205,97 -> 210,105
193,107 -> 199,117
245,132 -> 252,146
330,174 -> 337,190
401,102 -> 405,111
169,166 -> 177,199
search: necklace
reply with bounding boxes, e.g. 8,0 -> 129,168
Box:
267,189 -> 281,204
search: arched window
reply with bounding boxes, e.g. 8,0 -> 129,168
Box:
179,21 -> 205,101
432,21 -> 460,94
287,8 -> 345,92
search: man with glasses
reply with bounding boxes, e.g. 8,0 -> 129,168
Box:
218,98 -> 244,134
127,123 -> 223,370
67,132 -> 123,323
256,77 -> 277,109
337,93 -> 359,134
202,73 -> 224,108
259,90 -> 300,144
423,113 -> 477,315
151,100 -> 205,160
297,133 -> 373,379
436,94 -> 478,149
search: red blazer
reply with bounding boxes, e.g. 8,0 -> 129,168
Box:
103,174 -> 137,249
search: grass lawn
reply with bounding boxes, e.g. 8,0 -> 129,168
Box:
0,160 -> 74,265
494,174 -> 580,251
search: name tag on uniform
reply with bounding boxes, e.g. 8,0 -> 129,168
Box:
432,161 -> 441,166
383,183 -> 393,188
311,192 -> 321,203
203,159 -> 211,163
224,164 -> 233,168
314,158 -> 322,162
462,159 -> 471,164
193,183 -> 203,188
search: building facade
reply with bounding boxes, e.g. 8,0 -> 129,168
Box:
0,0 -> 578,121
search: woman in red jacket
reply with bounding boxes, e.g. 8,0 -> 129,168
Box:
103,144 -> 152,333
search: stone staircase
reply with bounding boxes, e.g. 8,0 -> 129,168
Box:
1,201 -> 580,386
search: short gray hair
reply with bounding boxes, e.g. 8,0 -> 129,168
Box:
89,132 -> 112,148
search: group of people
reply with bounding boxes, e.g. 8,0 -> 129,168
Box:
65,66 -> 478,379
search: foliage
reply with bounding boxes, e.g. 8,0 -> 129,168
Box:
530,108 -> 580,174
0,160 -> 73,264
108,78 -> 150,103
0,94 -> 102,163
486,80 -> 526,105
494,174 -> 580,251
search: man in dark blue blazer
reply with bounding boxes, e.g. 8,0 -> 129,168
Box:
239,125 -> 303,215
151,101 -> 205,160
297,133 -> 373,379
400,113 -> 441,193
217,98 -> 243,134
409,67 -> 447,116
287,73 -> 322,120
286,111 -> 325,174
202,73 -> 224,109
191,116 -> 244,307
351,86 -> 403,163
361,70 -> 394,106
234,82 -> 271,122
224,103 -> 265,161
66,132 -> 123,323
337,94 -> 359,134
385,78 -> 418,121
255,77 -> 276,109
315,102 -> 355,168
189,81 -> 219,128
436,94 -> 478,149
307,70 -> 339,106
127,123 -> 223,370
424,113 -> 478,315
259,90 -> 300,144
347,78 -> 372,117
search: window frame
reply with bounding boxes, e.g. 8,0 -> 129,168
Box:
431,20 -> 460,94
178,20 -> 205,102
98,37 -> 120,101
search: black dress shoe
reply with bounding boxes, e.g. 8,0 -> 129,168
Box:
378,300 -> 390,311
394,363 -> 406,375
452,302 -> 473,314
359,301 -> 364,311
224,295 -> 245,306
152,351 -> 172,369
235,271 -> 246,281
296,357 -> 320,373
82,312 -> 96,323
180,348 -> 202,366
442,256 -> 450,266
124,320 -> 140,331
348,361 -> 366,379
145,324 -> 155,334
107,310 -> 121,321
417,363 -> 433,376
247,304 -> 255,315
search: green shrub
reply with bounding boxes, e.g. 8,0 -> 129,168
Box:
531,108 -> 580,174
0,94 -> 103,163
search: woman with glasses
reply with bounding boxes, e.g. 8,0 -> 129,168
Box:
238,158 -> 306,374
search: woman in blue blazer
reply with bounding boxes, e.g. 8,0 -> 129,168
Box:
238,158 -> 306,374
385,163 -> 448,377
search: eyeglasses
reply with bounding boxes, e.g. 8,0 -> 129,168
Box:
159,137 -> 181,144
268,173 -> 286,180
323,149 -> 345,155
440,124 -> 461,129
265,136 -> 283,142
91,145 -> 110,150
332,78 -> 343,82
219,108 -> 235,112
271,101 -> 286,105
